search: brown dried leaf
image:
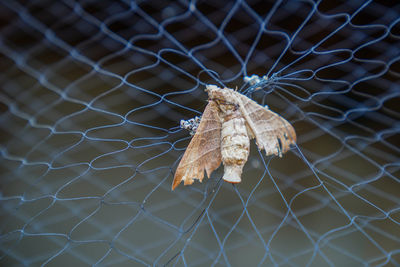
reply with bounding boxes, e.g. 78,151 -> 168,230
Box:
236,93 -> 296,157
173,85 -> 296,190
172,101 -> 222,190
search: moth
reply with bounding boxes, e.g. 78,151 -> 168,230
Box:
172,85 -> 296,190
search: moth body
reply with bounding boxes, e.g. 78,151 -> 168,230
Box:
220,113 -> 250,183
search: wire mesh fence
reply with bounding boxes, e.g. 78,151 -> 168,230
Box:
0,0 -> 399,266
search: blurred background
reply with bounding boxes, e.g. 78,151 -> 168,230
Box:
0,0 -> 399,266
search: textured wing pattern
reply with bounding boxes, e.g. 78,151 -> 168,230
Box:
172,101 -> 222,190
237,93 -> 296,157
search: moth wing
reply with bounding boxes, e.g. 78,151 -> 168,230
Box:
172,101 -> 222,190
237,93 -> 296,157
